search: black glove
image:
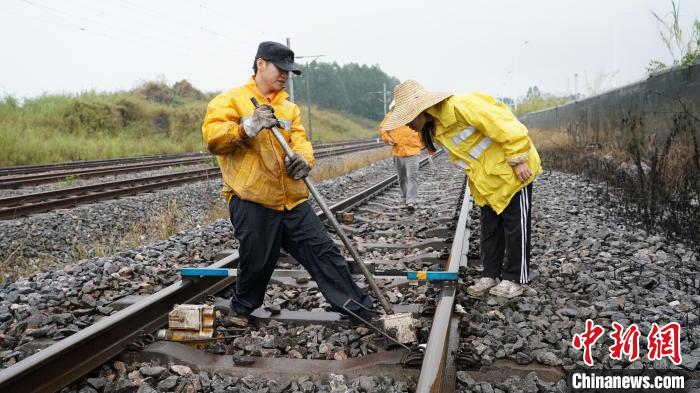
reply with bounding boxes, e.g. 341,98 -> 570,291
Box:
285,154 -> 310,180
243,104 -> 278,138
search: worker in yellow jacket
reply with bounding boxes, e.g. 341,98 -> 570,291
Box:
379,103 -> 424,211
202,41 -> 374,324
382,80 -> 542,298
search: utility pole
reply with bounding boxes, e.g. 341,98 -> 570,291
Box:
297,54 -> 324,142
305,70 -> 312,141
286,37 -> 294,102
382,82 -> 387,114
368,84 -> 390,116
573,73 -> 579,98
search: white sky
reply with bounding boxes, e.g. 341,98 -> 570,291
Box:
1,0 -> 699,100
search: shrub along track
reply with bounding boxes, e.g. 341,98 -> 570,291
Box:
0,151 -> 473,393
0,140 -> 385,220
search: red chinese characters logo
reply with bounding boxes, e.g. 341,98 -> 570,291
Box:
648,322 -> 682,365
609,322 -> 640,361
572,319 -> 605,366
572,320 -> 682,366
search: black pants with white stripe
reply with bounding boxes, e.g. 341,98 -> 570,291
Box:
228,197 -> 375,319
480,184 -> 532,284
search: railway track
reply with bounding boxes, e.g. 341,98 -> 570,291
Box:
0,141 -> 386,220
0,138 -> 379,182
0,151 -> 470,392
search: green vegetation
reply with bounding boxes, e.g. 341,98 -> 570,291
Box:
648,0 -> 700,73
0,78 -> 382,166
56,174 -> 80,188
299,104 -> 379,142
292,62 -> 399,121
0,81 -> 208,166
515,86 -> 574,116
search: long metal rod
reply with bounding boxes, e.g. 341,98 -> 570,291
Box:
250,97 -> 393,314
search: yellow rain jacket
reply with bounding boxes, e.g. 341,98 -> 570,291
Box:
379,115 -> 423,157
202,77 -> 315,211
427,93 -> 542,214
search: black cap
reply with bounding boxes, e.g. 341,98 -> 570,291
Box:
255,41 -> 302,75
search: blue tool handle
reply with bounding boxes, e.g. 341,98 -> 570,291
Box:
181,268 -> 235,277
407,271 -> 459,281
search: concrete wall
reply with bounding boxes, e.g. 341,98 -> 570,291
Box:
520,61 -> 700,158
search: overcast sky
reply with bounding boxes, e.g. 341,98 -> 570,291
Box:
1,0 -> 699,101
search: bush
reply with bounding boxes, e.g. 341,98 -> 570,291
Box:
61,100 -> 121,135
138,82 -> 174,104
152,110 -> 171,135
170,104 -> 206,139
115,98 -> 144,125
172,80 -> 206,102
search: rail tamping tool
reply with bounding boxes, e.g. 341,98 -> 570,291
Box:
248,97 -> 417,344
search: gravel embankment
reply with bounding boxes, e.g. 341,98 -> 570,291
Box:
456,170 -> 700,392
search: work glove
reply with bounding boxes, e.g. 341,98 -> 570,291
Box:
285,154 -> 310,180
243,104 -> 278,138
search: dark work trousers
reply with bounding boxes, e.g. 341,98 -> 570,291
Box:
480,184 -> 533,284
228,196 -> 375,319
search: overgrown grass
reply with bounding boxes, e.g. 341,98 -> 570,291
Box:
299,104 -> 379,143
0,81 -> 380,166
310,148 -> 392,182
56,174 -> 80,189
0,90 -> 207,166
530,111 -> 700,249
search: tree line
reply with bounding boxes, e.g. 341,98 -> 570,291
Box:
290,62 -> 399,121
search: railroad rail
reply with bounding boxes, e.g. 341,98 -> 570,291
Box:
0,138 -> 378,179
0,141 -> 386,219
0,140 -> 384,189
0,156 -> 211,189
0,151 -> 469,393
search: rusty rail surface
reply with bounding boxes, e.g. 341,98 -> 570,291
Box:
416,180 -> 471,392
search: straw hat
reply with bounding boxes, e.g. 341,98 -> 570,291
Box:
382,80 -> 452,130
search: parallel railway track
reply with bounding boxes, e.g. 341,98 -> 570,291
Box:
0,138 -> 376,180
0,139 -> 384,189
0,141 -> 386,220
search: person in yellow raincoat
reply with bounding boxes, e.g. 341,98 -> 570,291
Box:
382,80 -> 542,298
379,102 -> 424,211
202,42 -> 374,325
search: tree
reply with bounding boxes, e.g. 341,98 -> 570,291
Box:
292,62 -> 399,121
516,88 -> 574,116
